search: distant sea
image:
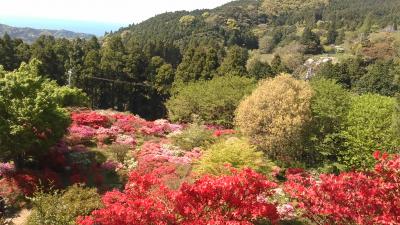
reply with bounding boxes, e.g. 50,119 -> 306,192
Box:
0,17 -> 128,36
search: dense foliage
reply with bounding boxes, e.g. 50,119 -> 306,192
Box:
167,75 -> 255,127
340,94 -> 398,169
0,60 -> 70,168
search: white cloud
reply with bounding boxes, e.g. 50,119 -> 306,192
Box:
0,0 -> 233,24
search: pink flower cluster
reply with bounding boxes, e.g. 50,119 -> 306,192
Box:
0,163 -> 15,177
101,160 -> 123,171
135,141 -> 201,175
68,111 -> 183,147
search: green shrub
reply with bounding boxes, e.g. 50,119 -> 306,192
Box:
193,137 -> 274,176
166,75 -> 255,127
51,86 -> 90,107
307,78 -> 352,166
340,94 -> 398,169
27,185 -> 102,225
169,121 -> 215,151
106,144 -> 130,164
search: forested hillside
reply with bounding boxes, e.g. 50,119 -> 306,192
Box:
0,0 -> 399,119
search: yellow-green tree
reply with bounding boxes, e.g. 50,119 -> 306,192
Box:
261,0 -> 328,16
235,74 -> 313,165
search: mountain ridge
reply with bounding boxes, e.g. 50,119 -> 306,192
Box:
0,23 -> 94,43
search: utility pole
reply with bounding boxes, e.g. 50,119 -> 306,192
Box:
68,69 -> 72,87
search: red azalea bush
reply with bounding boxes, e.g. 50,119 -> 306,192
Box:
284,152 -> 400,225
213,129 -> 236,137
174,168 -> 280,224
71,111 -> 111,128
77,169 -> 280,225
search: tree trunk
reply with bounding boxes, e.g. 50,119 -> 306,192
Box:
13,154 -> 25,170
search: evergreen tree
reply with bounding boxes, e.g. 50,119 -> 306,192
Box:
0,33 -> 18,70
175,45 -> 220,84
327,23 -> 338,45
301,27 -> 323,54
271,55 -> 289,75
217,45 -> 248,76
336,29 -> 346,45
247,59 -> 273,80
360,13 -> 373,34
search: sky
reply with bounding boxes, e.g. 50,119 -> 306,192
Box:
0,0 -> 233,35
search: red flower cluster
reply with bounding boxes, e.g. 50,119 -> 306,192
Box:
285,152 -> 400,225
213,129 -> 236,137
77,169 -> 279,225
71,111 -> 111,128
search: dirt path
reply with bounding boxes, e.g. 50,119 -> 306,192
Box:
10,209 -> 31,225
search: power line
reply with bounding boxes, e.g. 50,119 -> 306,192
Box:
87,76 -> 151,87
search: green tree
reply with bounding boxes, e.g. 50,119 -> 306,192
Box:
336,29 -> 345,45
0,60 -> 70,168
340,94 -> 398,170
307,78 -> 352,167
327,23 -> 338,45
0,33 -> 19,70
247,58 -> 273,80
354,60 -> 399,96
271,54 -> 289,74
174,45 -> 220,84
301,27 -> 323,54
360,13 -> 373,34
167,75 -> 255,127
31,36 -> 65,84
217,45 -> 248,76
154,63 -> 174,96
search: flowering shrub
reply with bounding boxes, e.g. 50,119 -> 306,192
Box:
77,171 -> 176,225
284,152 -> 400,225
135,141 -> 199,176
174,169 -> 280,224
77,169 -> 280,225
0,163 -> 15,177
71,111 -> 110,128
